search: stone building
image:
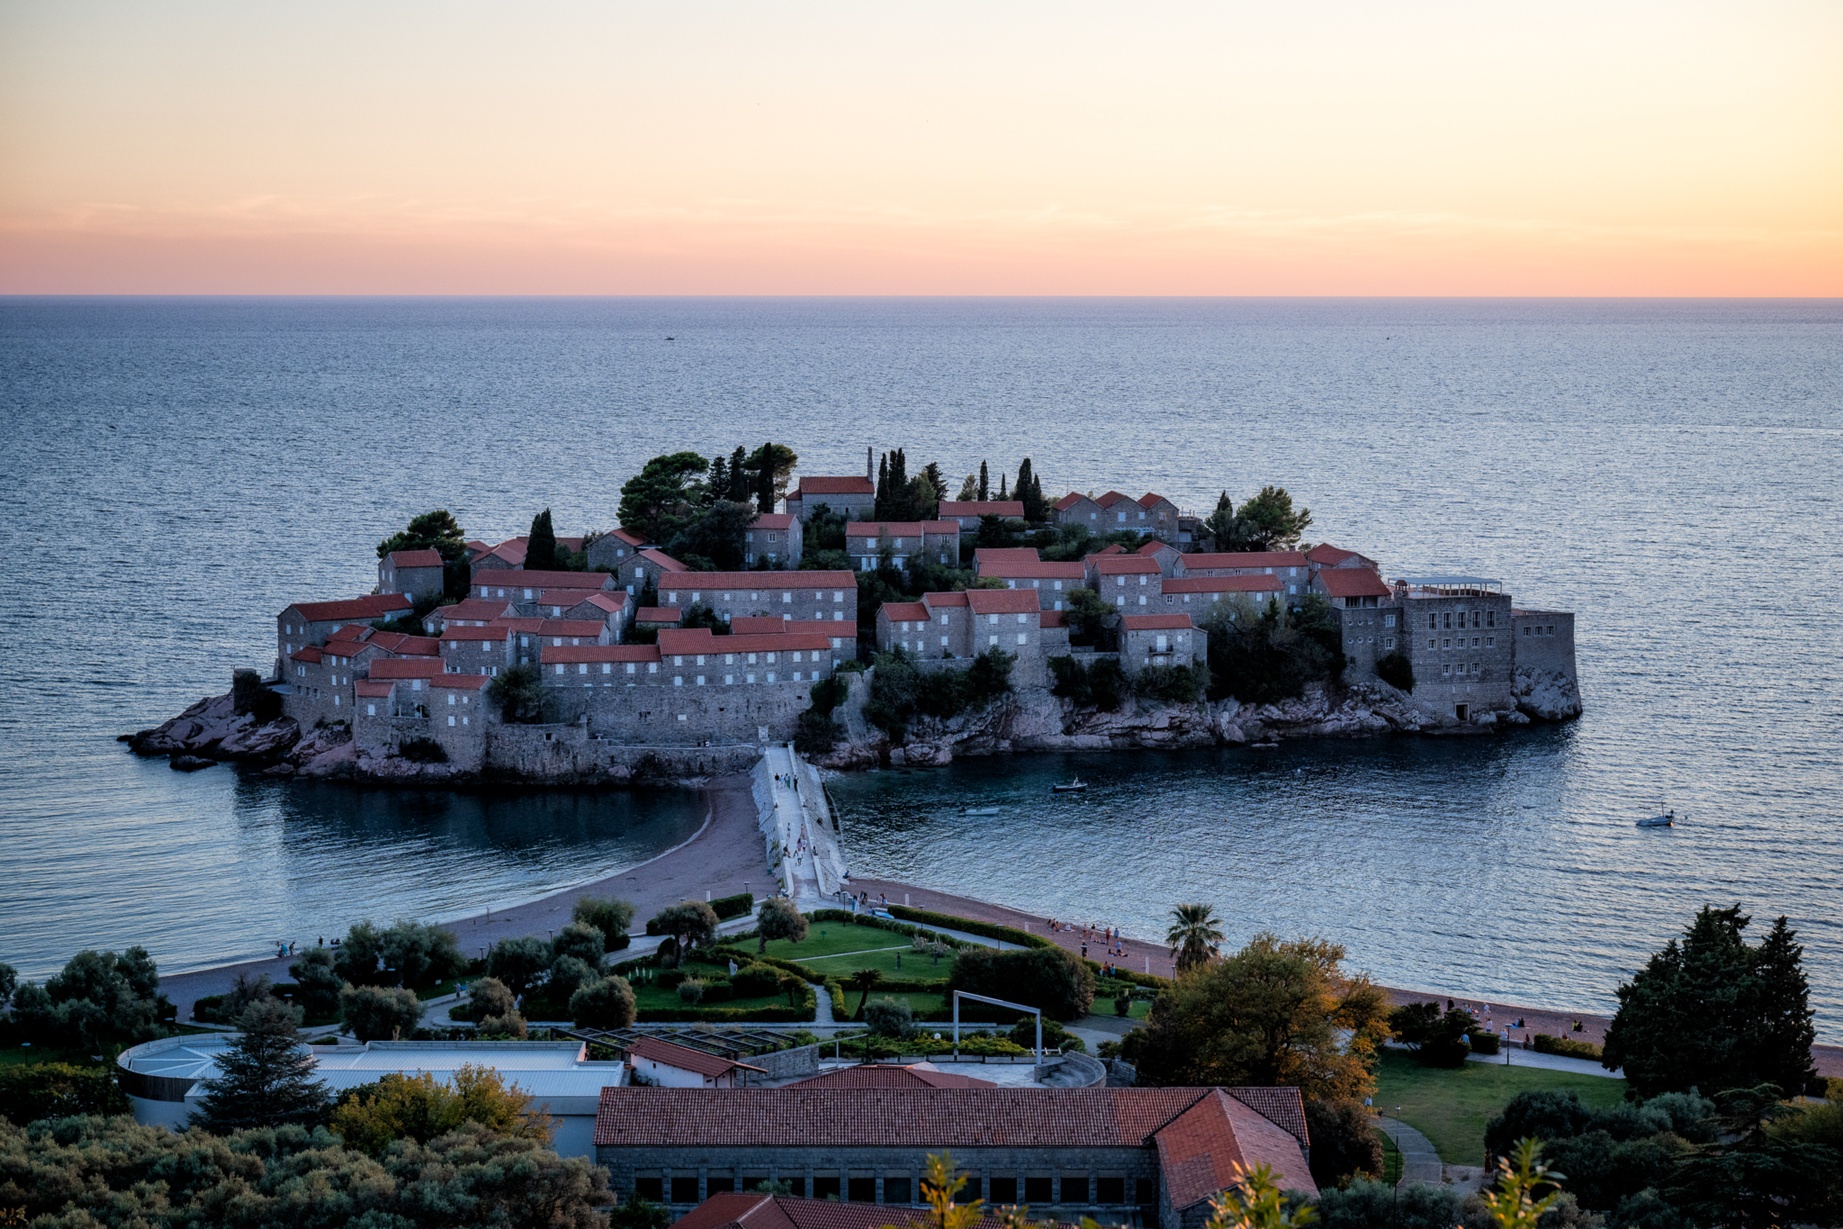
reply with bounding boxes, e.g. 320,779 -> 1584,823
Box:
586,528 -> 649,572
656,571 -> 858,625
422,597 -> 517,633
1393,578 -> 1516,722
563,590 -> 632,636
590,1085 -> 1315,1226
938,499 -> 1026,534
746,513 -> 803,568
845,521 -> 959,572
1173,552 -> 1310,599
1313,568 -> 1398,678
439,623 -> 513,676
1119,615 -> 1207,675
1052,491 -> 1181,541
876,588 -> 1048,685
1086,553 -> 1164,611
275,595 -> 414,677
972,555 -> 1087,611
471,568 -> 619,609
378,548 -> 445,604
786,475 -> 876,522
1159,575 -> 1283,621
730,616 -> 858,660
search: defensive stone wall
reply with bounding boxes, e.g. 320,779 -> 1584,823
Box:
485,723 -> 758,781
543,680 -> 816,745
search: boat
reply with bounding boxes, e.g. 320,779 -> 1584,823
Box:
962,806 -> 1001,816
1051,778 -> 1087,794
1636,810 -> 1677,829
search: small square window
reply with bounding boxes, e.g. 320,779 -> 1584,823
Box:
884,1177 -> 912,1204
670,1177 -> 699,1204
848,1178 -> 877,1203
812,1177 -> 841,1201
1060,1176 -> 1090,1204
989,1177 -> 1018,1205
1025,1177 -> 1053,1204
635,1177 -> 663,1203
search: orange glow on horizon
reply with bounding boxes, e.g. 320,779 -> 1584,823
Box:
2,2 -> 1839,296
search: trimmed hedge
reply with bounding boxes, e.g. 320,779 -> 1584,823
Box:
710,892 -> 755,921
884,906 -> 1050,950
1533,1032 -> 1603,1060
635,1001 -> 812,1023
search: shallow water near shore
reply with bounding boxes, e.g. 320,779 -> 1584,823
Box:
1,297 -> 1838,1038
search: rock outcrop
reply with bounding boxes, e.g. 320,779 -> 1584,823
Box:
1513,667 -> 1584,721
126,693 -> 301,764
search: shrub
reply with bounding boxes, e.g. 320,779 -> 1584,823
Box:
1130,663 -> 1207,705
1468,1028 -> 1502,1055
476,1011 -> 528,1039
570,976 -> 637,1029
709,892 -> 755,921
1304,1098 -> 1384,1188
231,669 -> 284,722
0,1062 -> 128,1125
884,906 -> 1049,950
794,709 -> 841,755
572,896 -> 635,949
547,956 -> 599,1000
1375,650 -> 1415,692
864,996 -> 915,1038
340,984 -> 423,1042
1009,1016 -> 1084,1053
1534,1032 -> 1603,1060
948,946 -> 1094,1021
397,737 -> 447,764
731,964 -> 782,998
1048,655 -> 1126,710
487,662 -> 546,723
552,922 -> 607,969
809,674 -> 850,716
486,936 -> 552,999
288,947 -> 346,1021
677,979 -> 706,1005
460,977 -> 516,1023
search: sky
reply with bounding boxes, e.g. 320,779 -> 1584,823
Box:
2,1 -> 1840,295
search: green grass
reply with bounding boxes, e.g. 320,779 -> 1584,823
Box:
1376,1129 -> 1403,1184
762,922 -> 942,962
1374,1048 -> 1628,1166
796,948 -> 953,982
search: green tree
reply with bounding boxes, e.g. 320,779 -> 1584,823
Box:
489,661 -> 547,723
572,895 -> 635,949
708,454 -> 730,501
611,1197 -> 674,1229
340,983 -> 424,1042
0,961 -> 14,1007
1064,585 -> 1113,647
195,998 -> 330,1132
1224,486 -> 1312,552
334,921 -> 386,984
551,922 -> 606,969
978,460 -> 990,502
1375,649 -> 1415,692
377,921 -> 468,989
865,996 -> 915,1039
946,946 -> 1094,1021
377,508 -> 472,599
11,946 -> 169,1052
330,1064 -> 549,1157
744,442 -> 799,510
1120,932 -> 1389,1100
463,977 -> 517,1022
486,936 -> 553,1000
1166,903 -> 1225,974
756,895 -> 809,953
1205,492 -> 1236,551
618,452 -> 709,543
648,901 -> 720,965
726,445 -> 751,502
1602,906 -> 1818,1098
526,508 -> 560,570
1302,1098 -> 1384,1188
0,1061 -> 127,1124
1478,1140 -> 1566,1229
847,968 -> 883,1019
669,500 -> 755,570
967,647 -> 1015,699
1201,595 -> 1343,705
570,975 -> 638,1029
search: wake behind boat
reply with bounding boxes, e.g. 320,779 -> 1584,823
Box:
1051,778 -> 1087,794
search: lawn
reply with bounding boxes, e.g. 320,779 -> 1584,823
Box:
760,921 -> 944,962
1373,1048 -> 1627,1166
1376,1130 -> 1403,1184
797,947 -> 952,982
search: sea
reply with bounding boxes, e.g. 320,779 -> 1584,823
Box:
1,298 -> 1838,1039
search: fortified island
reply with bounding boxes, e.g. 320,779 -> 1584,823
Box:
128,446 -> 1581,783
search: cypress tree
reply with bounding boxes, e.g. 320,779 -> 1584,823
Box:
755,442 -> 776,513
891,448 -> 908,493
978,461 -> 989,502
1015,458 -> 1033,513
998,473 -> 1008,500
1748,915 -> 1819,1096
1029,472 -> 1047,523
708,455 -> 729,501
876,453 -> 890,519
195,998 -> 329,1132
728,446 -> 750,502
526,509 -> 558,570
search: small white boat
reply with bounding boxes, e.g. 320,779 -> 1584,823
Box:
1051,778 -> 1087,794
1636,810 -> 1677,829
963,806 -> 1001,816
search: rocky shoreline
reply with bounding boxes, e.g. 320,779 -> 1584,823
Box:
126,668 -> 1581,782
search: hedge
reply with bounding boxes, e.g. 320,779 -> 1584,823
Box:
1533,1033 -> 1603,1060
0,1063 -> 127,1124
885,906 -> 1050,950
711,892 -> 755,921
808,909 -> 965,947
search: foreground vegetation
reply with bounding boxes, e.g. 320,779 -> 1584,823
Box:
1373,1047 -> 1627,1166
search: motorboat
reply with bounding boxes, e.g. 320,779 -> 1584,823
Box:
1051,778 -> 1087,794
1636,810 -> 1677,829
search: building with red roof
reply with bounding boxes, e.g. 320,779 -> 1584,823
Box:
971,552 -> 1087,611
746,512 -> 803,569
876,588 -> 1048,683
379,548 -> 446,604
786,473 -> 876,522
1085,552 -> 1164,610
654,572 -> 858,626
625,1037 -> 766,1088
1119,614 -> 1207,674
471,569 -> 618,607
790,1063 -> 994,1090
844,521 -> 959,572
587,527 -> 651,571
1052,490 -> 1181,540
1174,552 -> 1309,598
592,1084 -> 1314,1223
937,500 -> 1026,533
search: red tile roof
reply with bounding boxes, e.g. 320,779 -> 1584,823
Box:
1039,610 -> 1068,628
386,548 -> 444,569
791,1064 -> 995,1089
1137,493 -> 1174,510
289,646 -> 323,663
363,631 -> 440,656
965,588 -> 1043,616
474,569 -> 617,591
750,513 -> 795,530
500,617 -> 546,633
354,679 -> 395,698
440,624 -> 511,642
430,598 -> 517,623
1052,493 -> 1087,512
1094,490 -> 1133,508
1122,614 -> 1195,631
612,528 -> 648,548
636,607 -> 683,623
1316,569 -> 1393,600
539,587 -> 604,605
543,644 -> 663,664
1089,554 -> 1161,575
659,572 -> 857,591
430,673 -> 491,691
729,616 -> 787,635
1181,551 -> 1308,571
794,476 -> 874,496
785,620 -> 853,638
476,538 -> 527,566
938,500 -> 1026,519
1306,543 -> 1361,566
536,620 -> 608,637
591,1085 -> 1307,1154
1136,540 -> 1170,555
1154,1088 -> 1318,1207
922,591 -> 969,609
287,595 -> 413,623
972,548 -> 1042,568
570,592 -> 629,615
1164,575 -> 1283,594
671,1193 -> 1027,1229
979,560 -> 1085,580
366,657 -> 448,680
1095,544 -> 1125,556
626,1036 -> 765,1079
879,602 -> 930,622
656,628 -> 833,656
639,549 -> 690,573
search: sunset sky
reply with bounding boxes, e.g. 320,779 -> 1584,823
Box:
2,1 -> 1839,295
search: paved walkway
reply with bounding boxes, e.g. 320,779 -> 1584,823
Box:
1465,1046 -> 1621,1078
1374,1115 -> 1444,1187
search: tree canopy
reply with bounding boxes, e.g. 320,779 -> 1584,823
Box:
1216,486 -> 1313,552
525,508 -> 560,570
756,896 -> 809,952
1602,905 -> 1818,1098
329,1065 -> 549,1157
1166,903 -> 1225,974
377,509 -> 466,562
618,452 -> 710,543
195,998 -> 329,1133
8,946 -> 169,1052
946,945 -> 1094,1021
1120,932 -> 1389,1101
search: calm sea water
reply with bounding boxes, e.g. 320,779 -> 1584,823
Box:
1,298 -> 1838,1038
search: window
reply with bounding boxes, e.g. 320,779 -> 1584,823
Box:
988,1177 -> 1017,1205
1385,613 -> 1397,628
848,1178 -> 877,1203
1384,637 -> 1395,649
1025,1178 -> 1052,1204
1485,636 -> 1494,647
1061,1176 -> 1090,1204
447,715 -> 456,726
670,1177 -> 699,1204
1097,1177 -> 1126,1204
707,1176 -> 735,1196
953,1176 -> 981,1204
1442,664 -> 1451,676
1486,609 -> 1495,627
673,676 -> 683,686
1443,638 -> 1451,649
812,1177 -> 840,1201
1136,1178 -> 1158,1205
696,675 -> 706,685
1524,625 -> 1532,635
1472,637 -> 1480,647
1016,633 -> 1027,645
634,1178 -> 663,1203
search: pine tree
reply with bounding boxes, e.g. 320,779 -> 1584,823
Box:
526,509 -> 559,570
978,461 -> 990,502
708,455 -> 729,501
195,998 -> 329,1132
891,448 -> 908,494
1748,915 -> 1819,1096
1030,473 -> 1046,521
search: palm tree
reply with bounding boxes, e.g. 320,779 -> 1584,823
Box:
1167,903 -> 1224,974
848,968 -> 883,1019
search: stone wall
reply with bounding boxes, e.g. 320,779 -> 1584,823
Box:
484,723 -> 759,781
543,678 -> 818,745
1398,593 -> 1516,721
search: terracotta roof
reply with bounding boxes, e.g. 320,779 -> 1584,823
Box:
636,607 -> 683,623
626,1036 -> 765,1079
964,588 -> 1042,616
639,549 -> 690,573
539,587 -> 604,605
1122,614 -> 1195,631
879,602 -> 930,622
1094,491 -> 1133,508
658,572 -> 857,591
672,1193 -> 1026,1229
500,617 -> 546,633
1136,540 -> 1170,555
571,592 -> 629,615
1090,554 -> 1161,575
1095,544 -> 1125,556
1164,575 -> 1283,594
656,628 -> 833,656
750,513 -> 795,531
1306,543 -> 1360,566
729,616 -> 787,635
354,679 -> 395,698
592,1086 -> 1303,1152
845,521 -> 957,538
972,548 -> 1042,568
922,591 -> 969,609
1317,569 -> 1393,600
1180,551 -> 1308,571
536,620 -> 607,637
980,560 -> 1085,580
440,625 -> 510,642
474,569 -> 616,591
289,646 -> 323,663
386,548 -> 444,569
1154,1088 -> 1318,1206
794,476 -> 874,496
611,528 -> 647,547
429,598 -> 517,623
791,1064 -> 995,1089
363,631 -> 440,656
543,644 -> 663,664
1137,493 -> 1174,510
287,595 -> 413,623
366,657 -> 448,680
430,673 -> 491,691
938,500 -> 1026,519
1052,493 -> 1087,512
1040,610 -> 1068,628
785,620 -> 854,638
476,538 -> 527,566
